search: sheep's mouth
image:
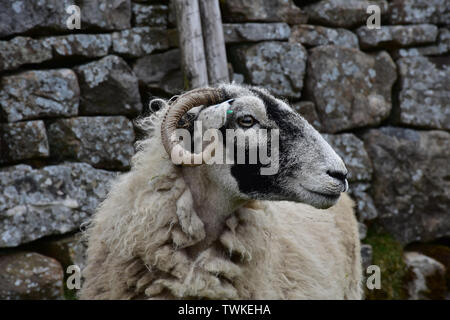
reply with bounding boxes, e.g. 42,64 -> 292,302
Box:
303,188 -> 341,209
296,184 -> 342,209
307,189 -> 341,201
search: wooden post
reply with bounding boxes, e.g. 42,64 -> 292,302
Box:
198,0 -> 230,85
173,0 -> 209,89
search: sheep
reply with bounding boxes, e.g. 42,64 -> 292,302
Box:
80,84 -> 362,300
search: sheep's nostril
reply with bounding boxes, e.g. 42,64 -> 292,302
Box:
326,170 -> 347,184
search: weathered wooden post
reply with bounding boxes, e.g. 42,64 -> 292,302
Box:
198,0 -> 230,85
173,0 -> 209,89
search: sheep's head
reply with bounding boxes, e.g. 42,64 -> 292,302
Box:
160,84 -> 348,209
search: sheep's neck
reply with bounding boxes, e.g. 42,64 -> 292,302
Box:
181,167 -> 245,254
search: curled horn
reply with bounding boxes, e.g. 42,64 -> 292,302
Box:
160,87 -> 224,166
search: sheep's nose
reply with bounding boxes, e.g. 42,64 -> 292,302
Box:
326,170 -> 348,192
327,170 -> 347,182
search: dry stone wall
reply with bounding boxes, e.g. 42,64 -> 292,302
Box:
0,0 -> 448,299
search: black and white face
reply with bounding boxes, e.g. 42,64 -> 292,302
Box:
179,85 -> 348,209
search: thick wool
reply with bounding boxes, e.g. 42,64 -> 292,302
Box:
80,108 -> 362,300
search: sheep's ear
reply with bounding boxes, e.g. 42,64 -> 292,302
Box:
186,106 -> 202,118
177,106 -> 202,129
198,99 -> 234,129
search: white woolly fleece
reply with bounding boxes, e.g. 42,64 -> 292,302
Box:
80,104 -> 363,300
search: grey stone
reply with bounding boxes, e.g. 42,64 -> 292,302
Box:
112,27 -> 169,58
36,233 -> 87,272
0,34 -> 113,72
220,0 -> 308,24
74,55 -> 142,116
322,133 -> 373,182
404,252 -> 446,300
396,56 -> 450,130
0,0 -> 72,38
159,70 -> 184,96
303,0 -> 388,28
0,37 -> 52,71
0,252 -> 64,300
406,243 -> 450,288
167,0 -> 177,27
232,73 -> 245,84
358,222 -> 367,240
223,23 -> 290,43
305,46 -> 397,133
356,24 -> 438,49
47,116 -> 135,170
0,163 -> 117,247
79,0 -> 131,31
363,127 -> 450,244
0,121 -> 49,163
132,50 -> 183,95
293,0 -> 322,4
133,49 -> 181,87
361,244 -> 373,271
0,0 -> 131,38
132,3 -> 168,27
349,183 -> 378,222
44,34 -> 112,58
0,69 -> 79,123
132,0 -> 165,2
388,0 -> 450,25
289,24 -> 359,49
167,24 -> 291,46
392,28 -> 450,58
292,101 -> 323,131
230,41 -> 307,98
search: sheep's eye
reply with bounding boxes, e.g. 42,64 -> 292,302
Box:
238,115 -> 255,128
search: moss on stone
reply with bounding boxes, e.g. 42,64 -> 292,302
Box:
363,229 -> 409,300
64,287 -> 78,300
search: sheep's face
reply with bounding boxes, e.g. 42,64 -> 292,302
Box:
177,85 -> 348,209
